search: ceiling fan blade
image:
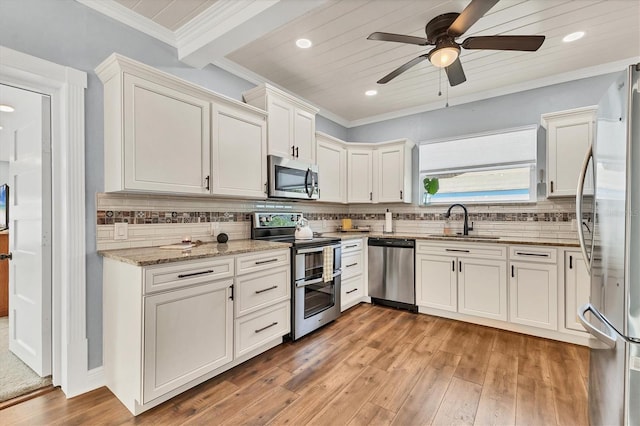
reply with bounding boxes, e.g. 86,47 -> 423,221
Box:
447,0 -> 499,37
367,32 -> 429,46
377,54 -> 429,84
445,58 -> 467,86
461,35 -> 545,51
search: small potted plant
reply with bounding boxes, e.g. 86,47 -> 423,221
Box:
422,177 -> 439,205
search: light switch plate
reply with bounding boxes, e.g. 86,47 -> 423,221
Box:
114,222 -> 128,240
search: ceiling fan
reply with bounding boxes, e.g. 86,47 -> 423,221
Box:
367,0 -> 545,86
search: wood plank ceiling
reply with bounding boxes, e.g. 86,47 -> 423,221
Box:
114,0 -> 640,124
114,0 -> 218,31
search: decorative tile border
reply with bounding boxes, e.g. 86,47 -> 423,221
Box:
97,209 -> 584,225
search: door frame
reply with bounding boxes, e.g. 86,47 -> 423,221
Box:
0,46 -> 91,397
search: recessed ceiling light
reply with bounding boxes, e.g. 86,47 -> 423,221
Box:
0,104 -> 15,112
296,38 -> 312,49
365,90 -> 378,96
563,31 -> 585,43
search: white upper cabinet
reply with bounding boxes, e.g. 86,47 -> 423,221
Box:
316,132 -> 347,203
542,106 -> 596,197
210,102 -> 267,198
97,53 -> 269,198
98,58 -> 211,194
243,84 -> 318,164
347,147 -> 374,203
377,141 -> 413,203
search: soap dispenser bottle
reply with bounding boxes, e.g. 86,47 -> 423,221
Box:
443,217 -> 453,235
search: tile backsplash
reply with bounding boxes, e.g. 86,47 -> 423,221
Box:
96,193 -> 581,251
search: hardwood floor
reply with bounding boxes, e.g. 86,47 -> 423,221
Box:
1,304 -> 589,425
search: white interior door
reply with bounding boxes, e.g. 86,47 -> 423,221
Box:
2,84 -> 52,376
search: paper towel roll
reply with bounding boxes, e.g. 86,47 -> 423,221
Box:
384,210 -> 393,233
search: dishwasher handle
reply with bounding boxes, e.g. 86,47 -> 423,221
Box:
368,238 -> 415,248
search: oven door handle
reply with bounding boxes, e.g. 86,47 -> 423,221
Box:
296,244 -> 341,254
295,270 -> 341,288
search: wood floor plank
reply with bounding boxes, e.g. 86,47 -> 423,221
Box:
432,377 -> 483,425
515,374 -> 557,426
1,305 -> 590,426
347,401 -> 396,426
391,350 -> 462,426
474,352 -> 518,425
306,365 -> 389,425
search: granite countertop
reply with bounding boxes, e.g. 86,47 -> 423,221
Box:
98,239 -> 291,266
321,232 -> 579,247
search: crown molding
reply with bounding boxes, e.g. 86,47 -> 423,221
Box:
175,0 -> 278,61
75,0 -> 176,47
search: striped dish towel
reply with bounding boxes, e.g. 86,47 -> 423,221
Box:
323,246 -> 334,283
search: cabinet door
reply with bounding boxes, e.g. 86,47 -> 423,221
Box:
347,148 -> 374,203
293,108 -> 316,163
416,254 -> 457,312
211,102 -> 267,198
458,258 -> 507,321
123,73 -> 210,194
564,251 -> 590,332
316,138 -> 347,203
143,279 -> 233,403
341,274 -> 364,311
547,110 -> 595,197
509,262 -> 558,330
266,96 -> 294,158
377,144 -> 405,203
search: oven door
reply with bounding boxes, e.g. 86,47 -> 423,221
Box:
268,155 -> 319,200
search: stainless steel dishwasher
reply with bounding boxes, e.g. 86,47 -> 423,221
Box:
367,238 -> 416,312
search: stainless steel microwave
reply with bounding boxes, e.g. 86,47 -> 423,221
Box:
268,155 -> 319,200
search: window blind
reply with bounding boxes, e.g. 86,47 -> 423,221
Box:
419,126 -> 537,173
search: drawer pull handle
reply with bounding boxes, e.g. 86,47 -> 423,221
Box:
345,244 -> 358,249
446,249 -> 470,253
346,263 -> 358,268
346,288 -> 358,294
255,258 -> 278,265
177,269 -> 214,279
255,285 -> 278,294
515,252 -> 549,258
255,322 -> 278,333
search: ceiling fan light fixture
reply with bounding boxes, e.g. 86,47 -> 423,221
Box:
295,38 -> 312,49
428,44 -> 460,68
562,31 -> 585,43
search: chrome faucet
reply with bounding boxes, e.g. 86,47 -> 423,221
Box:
444,204 -> 473,236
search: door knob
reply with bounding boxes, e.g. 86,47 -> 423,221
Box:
0,252 -> 12,261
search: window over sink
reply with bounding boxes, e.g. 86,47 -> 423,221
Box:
419,126 -> 537,204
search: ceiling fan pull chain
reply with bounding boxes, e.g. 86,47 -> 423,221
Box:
438,68 -> 442,96
445,78 -> 449,108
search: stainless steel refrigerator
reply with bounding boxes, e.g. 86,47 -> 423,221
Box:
577,64 -> 640,425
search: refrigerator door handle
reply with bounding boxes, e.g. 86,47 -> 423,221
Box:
576,144 -> 592,275
578,303 -> 617,348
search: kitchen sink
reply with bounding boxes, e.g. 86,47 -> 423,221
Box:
427,234 -> 501,240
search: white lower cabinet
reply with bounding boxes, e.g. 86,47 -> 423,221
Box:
508,246 -> 558,330
103,248 -> 290,415
458,258 -> 507,321
143,280 -> 233,403
416,254 -> 457,312
341,238 -> 365,311
564,250 -> 590,332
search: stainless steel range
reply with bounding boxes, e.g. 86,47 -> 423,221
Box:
251,212 -> 342,340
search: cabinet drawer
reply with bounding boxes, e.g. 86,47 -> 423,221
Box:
416,241 -> 506,259
509,246 -> 557,263
144,257 -> 234,294
236,249 -> 289,276
235,266 -> 290,317
342,252 -> 363,279
235,301 -> 290,358
341,239 -> 363,253
341,275 -> 364,310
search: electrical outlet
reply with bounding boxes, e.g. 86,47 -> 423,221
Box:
322,219 -> 327,229
114,222 -> 128,240
571,219 -> 577,231
210,222 -> 220,236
